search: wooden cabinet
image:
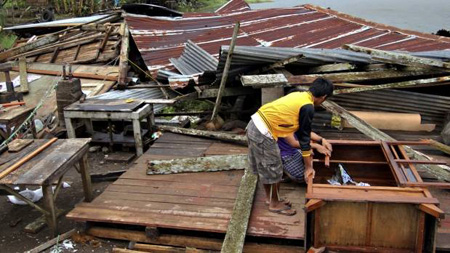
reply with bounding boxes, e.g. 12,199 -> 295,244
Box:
306,140 -> 445,252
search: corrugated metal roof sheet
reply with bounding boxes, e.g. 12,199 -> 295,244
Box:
125,0 -> 450,73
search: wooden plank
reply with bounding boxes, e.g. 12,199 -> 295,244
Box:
342,44 -> 450,69
0,34 -> 59,61
211,22 -> 240,121
68,205 -> 302,239
18,57 -> 29,93
316,202 -> 368,246
371,203 -> 418,249
26,229 -> 76,253
0,138 -> 58,181
147,154 -> 247,175
24,209 -> 65,233
221,169 -> 257,253
419,204 -> 445,219
118,23 -> 130,87
158,126 -> 247,146
87,226 -> 305,252
305,199 -> 325,212
14,139 -> 90,185
7,139 -> 33,152
133,243 -> 212,253
65,99 -> 143,112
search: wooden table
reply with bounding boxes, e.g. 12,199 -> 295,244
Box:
64,99 -> 154,156
0,106 -> 37,140
0,138 -> 92,236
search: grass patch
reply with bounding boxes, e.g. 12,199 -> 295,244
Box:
0,31 -> 17,50
176,0 -> 273,13
245,0 -> 273,3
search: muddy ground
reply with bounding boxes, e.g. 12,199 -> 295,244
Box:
0,149 -> 132,253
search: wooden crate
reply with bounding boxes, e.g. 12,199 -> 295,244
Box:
306,140 -> 444,252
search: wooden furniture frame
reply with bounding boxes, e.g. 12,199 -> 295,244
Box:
306,140 -> 447,253
0,139 -> 93,236
64,99 -> 154,156
0,106 -> 37,140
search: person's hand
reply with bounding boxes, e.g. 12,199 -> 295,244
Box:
304,168 -> 315,182
316,145 -> 331,157
322,138 -> 333,152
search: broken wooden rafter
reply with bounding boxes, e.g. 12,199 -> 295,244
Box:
159,126 -> 247,146
427,139 -> 450,156
258,54 -> 304,73
307,63 -> 357,73
147,154 -> 247,175
0,34 -> 59,62
241,68 -> 449,88
118,23 -> 130,88
18,57 -> 29,93
211,22 -> 240,121
26,229 -> 76,253
11,32 -> 118,60
334,76 -> 450,94
221,169 -> 258,253
343,44 -> 450,69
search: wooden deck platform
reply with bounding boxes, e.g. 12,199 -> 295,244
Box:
67,133 -> 306,240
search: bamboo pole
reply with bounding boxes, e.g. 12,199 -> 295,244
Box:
0,138 -> 58,180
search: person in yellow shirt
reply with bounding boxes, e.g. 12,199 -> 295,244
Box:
246,78 -> 334,216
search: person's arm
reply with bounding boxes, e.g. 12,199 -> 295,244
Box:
294,104 -> 314,181
284,134 -> 300,149
311,132 -> 333,152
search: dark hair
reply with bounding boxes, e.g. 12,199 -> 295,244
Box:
309,78 -> 334,98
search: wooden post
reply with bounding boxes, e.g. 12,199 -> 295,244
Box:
118,23 -> 130,89
79,154 -> 93,202
211,22 -> 240,121
132,118 -> 143,156
43,184 -> 58,236
18,57 -> 29,93
221,168 -> 258,253
65,117 -> 76,138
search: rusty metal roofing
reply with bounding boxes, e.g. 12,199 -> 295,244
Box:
125,0 -> 450,73
215,0 -> 250,15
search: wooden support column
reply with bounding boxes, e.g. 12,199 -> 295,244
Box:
221,168 -> 258,253
118,23 -> 130,89
18,57 -> 29,93
79,153 -> 93,202
211,22 -> 240,121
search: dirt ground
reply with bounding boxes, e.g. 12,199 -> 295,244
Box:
0,148 -> 132,253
